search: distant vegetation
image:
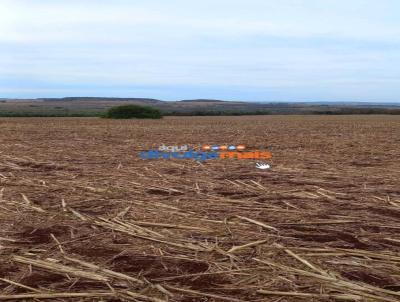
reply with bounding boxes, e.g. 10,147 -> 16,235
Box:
103,104 -> 162,119
0,98 -> 400,117
164,110 -> 270,116
0,112 -> 99,117
314,108 -> 400,115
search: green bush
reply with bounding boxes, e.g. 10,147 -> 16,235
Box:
103,104 -> 162,119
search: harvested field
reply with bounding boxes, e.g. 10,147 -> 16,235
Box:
0,115 -> 400,301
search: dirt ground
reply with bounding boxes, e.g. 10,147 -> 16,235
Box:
0,115 -> 400,301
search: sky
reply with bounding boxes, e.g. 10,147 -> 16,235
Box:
1,0 -> 400,102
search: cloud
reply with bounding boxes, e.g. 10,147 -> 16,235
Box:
1,0 -> 400,101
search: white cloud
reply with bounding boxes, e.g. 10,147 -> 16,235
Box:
2,0 -> 400,43
1,0 -> 400,101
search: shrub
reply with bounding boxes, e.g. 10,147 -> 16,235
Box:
103,104 -> 162,119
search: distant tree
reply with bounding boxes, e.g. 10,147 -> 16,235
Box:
103,104 -> 162,119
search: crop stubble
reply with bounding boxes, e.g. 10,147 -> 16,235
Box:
0,115 -> 400,301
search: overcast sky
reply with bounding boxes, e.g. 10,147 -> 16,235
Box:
1,0 -> 400,102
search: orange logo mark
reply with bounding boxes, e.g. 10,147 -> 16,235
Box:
219,151 -> 272,160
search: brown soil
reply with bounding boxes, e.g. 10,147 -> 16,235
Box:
0,115 -> 400,301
